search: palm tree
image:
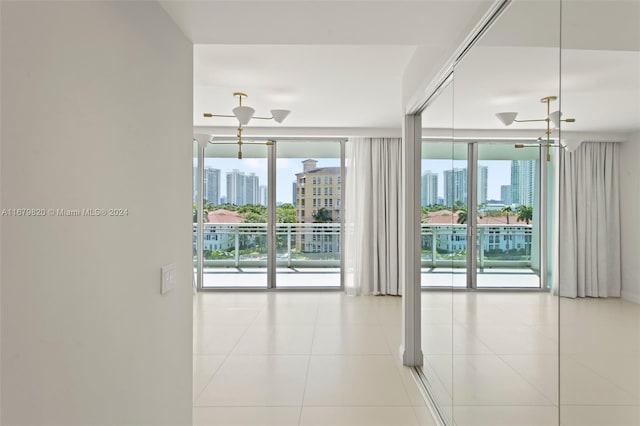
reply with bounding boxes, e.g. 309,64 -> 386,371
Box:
457,208 -> 467,224
501,205 -> 513,224
516,205 -> 533,224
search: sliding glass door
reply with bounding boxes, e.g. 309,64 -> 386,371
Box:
200,142 -> 269,288
421,141 -> 542,289
194,139 -> 344,289
421,141 -> 468,288
276,140 -> 343,288
476,143 -> 541,288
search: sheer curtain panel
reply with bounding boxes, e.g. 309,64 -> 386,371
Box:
558,142 -> 621,298
344,138 -> 402,296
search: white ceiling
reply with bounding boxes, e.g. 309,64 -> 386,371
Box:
161,0 -> 640,135
193,45 -> 415,128
160,0 -> 492,130
423,0 -> 640,134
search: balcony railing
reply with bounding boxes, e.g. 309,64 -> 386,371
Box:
420,223 -> 533,268
193,223 -> 532,269
194,222 -> 340,268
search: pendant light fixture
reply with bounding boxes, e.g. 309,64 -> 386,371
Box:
203,92 -> 291,159
495,96 -> 575,161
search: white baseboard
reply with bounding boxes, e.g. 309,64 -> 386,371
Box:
622,290 -> 640,304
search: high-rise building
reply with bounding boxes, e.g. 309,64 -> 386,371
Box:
226,169 -> 245,205
501,185 -> 512,205
193,166 -> 198,203
292,181 -> 297,205
421,171 -> 438,206
203,167 -> 221,205
477,165 -> 488,205
511,160 -> 536,207
245,173 -> 259,205
444,168 -> 467,206
259,185 -> 268,206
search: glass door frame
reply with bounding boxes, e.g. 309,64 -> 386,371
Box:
194,137 -> 347,291
468,141 -> 547,291
421,139 -> 548,291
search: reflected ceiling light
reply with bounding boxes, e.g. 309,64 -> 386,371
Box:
202,92 -> 290,159
495,96 -> 575,161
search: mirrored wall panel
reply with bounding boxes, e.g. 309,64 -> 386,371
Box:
559,2 -> 640,425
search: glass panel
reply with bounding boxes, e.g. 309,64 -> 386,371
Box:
275,140 -> 342,288
201,142 -> 268,288
560,2 -> 640,424
476,144 -> 541,288
420,80 -> 454,423
421,141 -> 468,288
193,140 -> 199,288
450,0 -> 560,425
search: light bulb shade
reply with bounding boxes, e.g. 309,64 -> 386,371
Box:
549,110 -> 562,127
233,106 -> 255,125
193,133 -> 211,150
495,112 -> 518,126
270,109 -> 290,123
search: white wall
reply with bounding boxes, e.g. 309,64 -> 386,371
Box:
1,2 -> 193,424
620,131 -> 640,303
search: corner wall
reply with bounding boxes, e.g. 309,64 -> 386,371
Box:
1,2 -> 193,424
620,131 -> 640,303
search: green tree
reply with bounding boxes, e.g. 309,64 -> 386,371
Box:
501,205 -> 513,224
457,207 -> 468,224
312,207 -> 333,223
243,211 -> 267,223
193,202 -> 214,223
452,200 -> 466,212
516,205 -> 533,224
276,203 -> 296,223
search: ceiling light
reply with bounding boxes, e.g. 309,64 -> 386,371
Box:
495,112 -> 518,126
495,95 -> 575,161
203,92 -> 290,126
202,92 -> 291,159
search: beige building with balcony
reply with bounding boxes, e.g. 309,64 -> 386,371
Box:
295,159 -> 342,253
294,159 -> 341,224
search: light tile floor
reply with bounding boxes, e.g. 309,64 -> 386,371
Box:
193,291 -> 436,426
193,291 -> 640,426
419,292 -> 640,426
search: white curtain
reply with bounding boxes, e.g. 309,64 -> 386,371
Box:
344,137 -> 401,296
558,142 -> 621,298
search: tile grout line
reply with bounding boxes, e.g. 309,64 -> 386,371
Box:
297,297 -> 321,426
192,296 -> 264,405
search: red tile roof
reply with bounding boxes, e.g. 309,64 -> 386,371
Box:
207,209 -> 244,224
422,210 -> 531,225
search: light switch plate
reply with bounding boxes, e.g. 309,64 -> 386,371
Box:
161,263 -> 176,294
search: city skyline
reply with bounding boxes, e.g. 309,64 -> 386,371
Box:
195,158 -> 535,207
421,160 -> 537,207
197,157 -> 340,205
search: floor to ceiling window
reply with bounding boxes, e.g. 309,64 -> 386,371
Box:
420,141 -> 542,289
475,143 -> 541,288
193,139 -> 344,289
198,142 -> 269,288
276,140 -> 343,288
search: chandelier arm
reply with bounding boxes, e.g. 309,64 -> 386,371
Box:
515,143 -> 564,148
513,118 -> 548,123
203,113 -> 235,118
208,141 -> 272,146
